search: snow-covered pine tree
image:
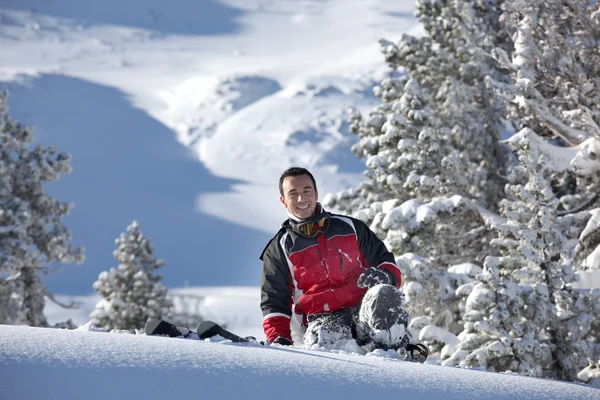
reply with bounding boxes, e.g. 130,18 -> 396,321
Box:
91,220 -> 172,332
446,129 -> 596,381
331,78 -> 491,264
571,138 -> 600,271
490,0 -> 599,146
571,138 -> 600,384
397,252 -> 483,343
477,1 -> 600,381
487,0 -> 600,228
326,0 -> 512,340
325,76 -> 496,341
380,0 -> 509,208
0,92 -> 84,326
357,79 -> 450,200
0,278 -> 21,325
327,0 -> 510,216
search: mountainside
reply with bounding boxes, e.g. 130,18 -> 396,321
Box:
0,0 -> 421,294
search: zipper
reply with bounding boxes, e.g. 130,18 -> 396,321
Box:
315,237 -> 330,278
316,232 -> 338,309
332,242 -> 345,271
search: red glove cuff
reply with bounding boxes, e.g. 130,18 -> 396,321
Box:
263,315 -> 292,343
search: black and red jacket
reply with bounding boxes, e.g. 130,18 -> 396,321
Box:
259,204 -> 401,343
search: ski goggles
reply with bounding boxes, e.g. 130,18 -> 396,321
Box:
296,214 -> 331,238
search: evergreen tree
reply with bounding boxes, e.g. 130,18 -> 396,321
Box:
323,0 -> 600,382
349,79 -> 446,201
0,92 -> 84,326
91,220 -> 172,332
397,253 -> 482,338
488,0 -> 600,233
381,0 -> 509,208
447,129 -> 596,381
0,276 -> 23,325
326,0 -> 511,338
571,138 -> 600,270
329,78 -> 492,264
490,0 -> 600,146
327,0 -> 510,215
473,0 -> 600,381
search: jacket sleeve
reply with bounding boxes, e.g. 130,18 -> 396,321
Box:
260,236 -> 293,343
354,218 -> 402,287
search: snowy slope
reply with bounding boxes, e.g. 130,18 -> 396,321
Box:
1,324 -> 598,400
0,0 -> 422,295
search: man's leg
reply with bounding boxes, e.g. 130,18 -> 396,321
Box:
355,284 -> 411,351
302,309 -> 354,349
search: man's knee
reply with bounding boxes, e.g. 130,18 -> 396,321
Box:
358,284 -> 411,350
374,283 -> 406,304
359,284 -> 409,329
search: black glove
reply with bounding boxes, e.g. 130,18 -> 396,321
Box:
357,268 -> 394,289
271,337 -> 293,346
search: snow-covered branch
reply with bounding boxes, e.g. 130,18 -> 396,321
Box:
525,98 -> 589,146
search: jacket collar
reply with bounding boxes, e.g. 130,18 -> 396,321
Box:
283,203 -> 329,235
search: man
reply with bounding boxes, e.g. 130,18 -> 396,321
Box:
260,167 -> 425,358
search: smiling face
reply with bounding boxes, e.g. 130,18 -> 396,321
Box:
280,174 -> 318,219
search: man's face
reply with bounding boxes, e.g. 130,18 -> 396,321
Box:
280,174 -> 318,219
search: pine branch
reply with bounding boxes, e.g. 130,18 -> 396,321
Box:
557,191 -> 600,216
578,105 -> 600,138
439,252 -> 485,264
441,226 -> 487,240
464,197 -> 505,227
4,271 -> 21,281
45,292 -> 78,310
525,97 -> 589,146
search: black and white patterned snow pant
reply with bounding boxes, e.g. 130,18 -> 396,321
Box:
302,284 -> 411,351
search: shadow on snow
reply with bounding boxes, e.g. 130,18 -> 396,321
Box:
2,0 -> 245,36
2,74 -> 269,295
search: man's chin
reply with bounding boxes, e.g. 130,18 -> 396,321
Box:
294,211 -> 313,219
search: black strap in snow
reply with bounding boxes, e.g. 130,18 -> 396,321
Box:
145,318 -> 251,343
196,321 -> 250,343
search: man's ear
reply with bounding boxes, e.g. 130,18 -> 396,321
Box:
315,190 -> 319,201
280,195 -> 286,207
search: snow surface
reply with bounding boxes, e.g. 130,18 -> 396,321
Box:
1,289 -> 598,400
1,324 -> 595,400
0,0 -> 422,295
39,284 -> 600,398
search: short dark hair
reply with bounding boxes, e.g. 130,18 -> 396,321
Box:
279,167 -> 317,196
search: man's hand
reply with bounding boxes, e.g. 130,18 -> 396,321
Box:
271,337 -> 293,346
357,268 -> 394,289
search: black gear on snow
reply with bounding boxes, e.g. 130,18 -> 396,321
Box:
271,337 -> 294,346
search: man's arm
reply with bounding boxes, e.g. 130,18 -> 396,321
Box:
260,239 -> 294,343
354,219 -> 402,287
